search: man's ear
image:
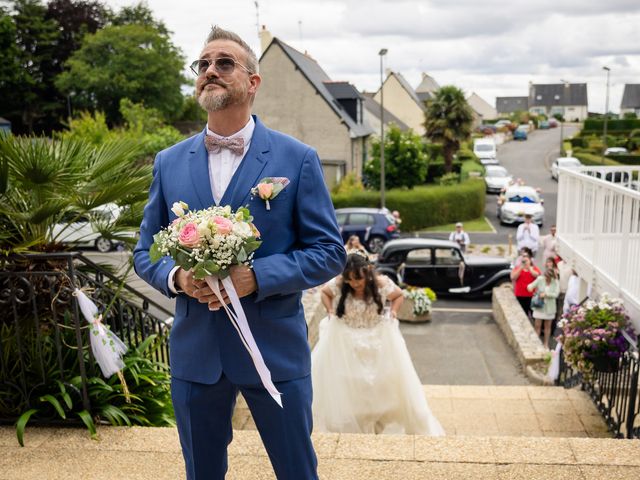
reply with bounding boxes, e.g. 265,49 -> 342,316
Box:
248,73 -> 261,96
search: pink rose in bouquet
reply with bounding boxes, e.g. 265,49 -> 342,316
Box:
178,222 -> 200,247
213,216 -> 233,235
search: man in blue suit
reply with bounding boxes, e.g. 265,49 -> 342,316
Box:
133,26 -> 346,479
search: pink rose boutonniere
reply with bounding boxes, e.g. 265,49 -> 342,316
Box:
251,177 -> 290,210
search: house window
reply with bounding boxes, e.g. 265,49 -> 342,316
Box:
554,95 -> 560,100
536,95 -> 542,100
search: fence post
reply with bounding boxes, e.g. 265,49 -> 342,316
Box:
625,353 -> 639,438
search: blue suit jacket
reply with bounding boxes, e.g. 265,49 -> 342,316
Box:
133,116 -> 346,385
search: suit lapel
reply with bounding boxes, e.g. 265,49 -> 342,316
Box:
223,116 -> 271,209
188,129 -> 215,209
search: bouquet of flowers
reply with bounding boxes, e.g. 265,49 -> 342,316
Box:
402,287 -> 437,316
557,294 -> 636,379
150,202 -> 282,407
149,202 -> 261,279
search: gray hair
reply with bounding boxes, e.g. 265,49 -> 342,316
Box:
205,26 -> 258,74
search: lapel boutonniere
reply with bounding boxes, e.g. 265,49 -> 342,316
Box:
251,177 -> 290,210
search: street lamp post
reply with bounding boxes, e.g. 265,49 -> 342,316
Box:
602,66 -> 611,164
379,48 -> 388,209
559,79 -> 568,156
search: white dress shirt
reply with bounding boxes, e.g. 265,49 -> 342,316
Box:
516,222 -> 540,253
168,117 -> 255,293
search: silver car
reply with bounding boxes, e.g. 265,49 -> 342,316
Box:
484,165 -> 513,193
551,157 -> 581,180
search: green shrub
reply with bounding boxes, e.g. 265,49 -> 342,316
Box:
424,143 -> 443,160
365,126 -> 429,189
426,160 -> 462,183
331,179 -> 485,231
332,171 -> 365,195
583,119 -> 640,134
570,137 -> 587,149
439,172 -> 460,186
573,152 -> 621,166
461,159 -> 484,180
604,154 -> 640,165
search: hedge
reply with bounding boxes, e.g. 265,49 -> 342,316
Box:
604,154 -> 640,165
426,160 -> 462,183
582,119 -> 640,133
573,152 -> 622,167
331,178 -> 485,232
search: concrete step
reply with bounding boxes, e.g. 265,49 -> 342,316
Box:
2,426 -> 639,480
232,384 -> 611,438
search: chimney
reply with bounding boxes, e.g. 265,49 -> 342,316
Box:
259,25 -> 273,54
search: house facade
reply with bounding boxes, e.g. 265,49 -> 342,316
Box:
415,72 -> 440,104
467,92 -> 497,126
528,83 -> 588,121
362,92 -> 410,135
496,96 -> 529,116
621,84 -> 640,116
374,71 -> 426,135
252,36 -> 372,188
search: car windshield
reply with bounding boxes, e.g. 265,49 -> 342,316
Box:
475,144 -> 493,152
507,191 -> 539,203
486,168 -> 508,178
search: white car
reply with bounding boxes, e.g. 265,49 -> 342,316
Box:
498,185 -> 544,226
605,147 -> 628,155
484,165 -> 513,193
473,138 -> 498,166
551,157 -> 582,180
51,203 -> 137,252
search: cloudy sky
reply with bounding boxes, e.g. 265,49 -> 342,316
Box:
106,0 -> 640,113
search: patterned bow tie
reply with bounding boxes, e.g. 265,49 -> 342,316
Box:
204,135 -> 245,155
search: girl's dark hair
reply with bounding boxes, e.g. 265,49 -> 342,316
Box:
336,254 -> 383,318
544,258 -> 558,284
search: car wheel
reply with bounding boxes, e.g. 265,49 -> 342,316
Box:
95,237 -> 113,253
367,235 -> 386,254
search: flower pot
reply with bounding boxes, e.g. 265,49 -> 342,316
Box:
591,355 -> 620,373
397,298 -> 431,323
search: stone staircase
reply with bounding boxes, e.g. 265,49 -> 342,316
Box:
3,385 -> 634,480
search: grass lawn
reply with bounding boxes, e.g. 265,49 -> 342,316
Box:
419,216 -> 494,233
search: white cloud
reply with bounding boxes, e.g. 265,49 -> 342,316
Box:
103,0 -> 640,113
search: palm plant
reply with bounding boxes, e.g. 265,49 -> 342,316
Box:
0,135 -> 151,253
423,86 -> 474,174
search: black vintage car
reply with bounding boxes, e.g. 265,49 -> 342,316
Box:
375,239 -> 512,298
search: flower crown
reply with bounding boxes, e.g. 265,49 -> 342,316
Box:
346,248 -> 369,260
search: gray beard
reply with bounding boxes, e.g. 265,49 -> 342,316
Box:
198,89 -> 232,112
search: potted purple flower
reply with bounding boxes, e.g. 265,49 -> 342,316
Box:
558,294 -> 636,378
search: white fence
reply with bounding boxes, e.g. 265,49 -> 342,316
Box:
557,166 -> 640,329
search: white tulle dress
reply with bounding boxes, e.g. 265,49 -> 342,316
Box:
311,276 -> 445,436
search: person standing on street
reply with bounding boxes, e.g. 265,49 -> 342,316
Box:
540,225 -> 558,262
449,222 -> 470,253
516,214 -> 540,257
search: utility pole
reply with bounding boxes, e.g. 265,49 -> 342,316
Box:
602,66 -> 611,164
379,48 -> 388,209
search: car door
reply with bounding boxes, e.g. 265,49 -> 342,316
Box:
343,213 -> 375,245
401,248 -> 437,288
432,247 -> 465,292
335,212 -> 349,243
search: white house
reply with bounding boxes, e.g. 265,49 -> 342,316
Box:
528,83 -> 588,122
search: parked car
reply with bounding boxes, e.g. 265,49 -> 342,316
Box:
497,185 -> 544,226
604,147 -> 629,155
539,120 -> 550,129
494,119 -> 513,129
548,119 -> 558,128
476,124 -> 498,134
484,165 -> 513,193
473,138 -> 498,165
516,123 -> 532,133
551,157 -> 582,180
335,208 -> 400,253
513,127 -> 528,141
51,203 -> 137,252
375,239 -> 512,298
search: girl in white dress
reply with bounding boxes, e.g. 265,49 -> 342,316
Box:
311,252 -> 445,436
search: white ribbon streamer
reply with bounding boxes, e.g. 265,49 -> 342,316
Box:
73,288 -> 128,378
547,342 -> 562,382
204,276 -> 283,408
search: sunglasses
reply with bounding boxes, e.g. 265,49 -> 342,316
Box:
190,57 -> 251,76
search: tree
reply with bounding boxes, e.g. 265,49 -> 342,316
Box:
56,23 -> 186,124
108,2 -> 169,36
0,0 -> 108,134
364,125 -> 429,190
424,86 -> 474,173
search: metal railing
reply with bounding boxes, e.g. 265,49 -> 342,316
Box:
0,252 -> 172,422
556,334 -> 640,439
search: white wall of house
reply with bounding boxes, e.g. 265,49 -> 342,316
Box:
374,75 -> 425,135
252,44 -> 353,188
529,105 -> 588,122
621,108 -> 640,117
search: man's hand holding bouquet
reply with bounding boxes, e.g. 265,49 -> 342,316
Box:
150,201 -> 283,406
